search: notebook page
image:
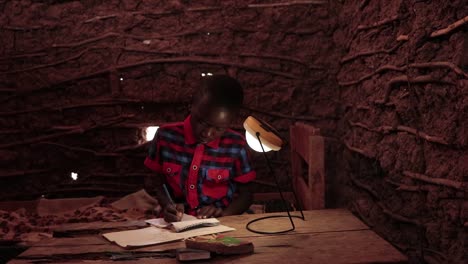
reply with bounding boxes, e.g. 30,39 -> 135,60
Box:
145,213 -> 197,228
171,218 -> 220,232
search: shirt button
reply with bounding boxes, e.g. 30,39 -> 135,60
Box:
166,168 -> 172,173
217,175 -> 222,180
189,184 -> 195,190
192,165 -> 198,170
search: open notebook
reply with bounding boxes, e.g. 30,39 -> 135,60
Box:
103,215 -> 235,248
145,214 -> 220,232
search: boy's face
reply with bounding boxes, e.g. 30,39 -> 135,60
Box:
190,96 -> 237,144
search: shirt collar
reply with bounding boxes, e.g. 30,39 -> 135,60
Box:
183,115 -> 220,149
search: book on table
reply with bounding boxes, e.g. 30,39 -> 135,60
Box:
185,235 -> 254,255
102,214 -> 235,248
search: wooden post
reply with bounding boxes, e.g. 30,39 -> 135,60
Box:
290,123 -> 325,210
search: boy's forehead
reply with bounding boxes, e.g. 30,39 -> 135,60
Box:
192,92 -> 239,117
194,103 -> 233,117
193,100 -> 237,123
194,94 -> 223,110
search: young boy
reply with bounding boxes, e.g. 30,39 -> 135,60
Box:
144,75 -> 256,222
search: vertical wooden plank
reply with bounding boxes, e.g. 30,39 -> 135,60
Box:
308,136 -> 325,209
289,123 -> 308,209
290,122 -> 325,210
295,176 -> 313,209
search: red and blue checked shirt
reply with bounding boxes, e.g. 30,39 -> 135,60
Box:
144,115 -> 256,215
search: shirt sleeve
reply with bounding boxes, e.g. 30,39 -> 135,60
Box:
233,143 -> 256,183
144,129 -> 163,173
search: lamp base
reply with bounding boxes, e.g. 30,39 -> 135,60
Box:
246,214 -> 305,235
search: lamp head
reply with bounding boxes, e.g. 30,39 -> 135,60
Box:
243,116 -> 283,152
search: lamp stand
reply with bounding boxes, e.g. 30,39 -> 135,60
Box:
246,132 -> 305,234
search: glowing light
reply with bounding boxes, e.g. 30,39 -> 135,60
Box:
243,116 -> 282,152
71,172 -> 78,180
145,126 -> 159,141
207,72 -> 213,76
201,73 -> 206,77
245,131 -> 273,152
119,77 -> 124,81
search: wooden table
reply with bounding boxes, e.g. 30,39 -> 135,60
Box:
9,209 -> 408,263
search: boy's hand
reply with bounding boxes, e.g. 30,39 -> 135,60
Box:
197,205 -> 223,219
164,203 -> 184,222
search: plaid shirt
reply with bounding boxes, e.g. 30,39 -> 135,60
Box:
144,115 -> 256,214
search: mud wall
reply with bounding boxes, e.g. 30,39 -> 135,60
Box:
335,1 -> 467,262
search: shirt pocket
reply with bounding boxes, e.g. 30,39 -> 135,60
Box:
163,162 -> 183,198
202,168 -> 230,199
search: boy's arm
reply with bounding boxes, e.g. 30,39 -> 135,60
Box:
145,176 -> 184,222
143,129 -> 184,222
222,183 -> 253,216
197,183 -> 253,218
154,183 -> 184,222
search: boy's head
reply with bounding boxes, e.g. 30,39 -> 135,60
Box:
190,75 -> 243,144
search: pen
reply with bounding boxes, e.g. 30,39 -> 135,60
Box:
162,184 -> 174,205
163,184 -> 183,220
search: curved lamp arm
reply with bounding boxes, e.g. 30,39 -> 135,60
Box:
242,115 -> 304,234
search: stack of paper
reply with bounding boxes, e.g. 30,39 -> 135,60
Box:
103,215 -> 235,248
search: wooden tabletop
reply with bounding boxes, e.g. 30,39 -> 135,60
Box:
9,209 -> 408,264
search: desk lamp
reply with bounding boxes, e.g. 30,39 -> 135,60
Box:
243,116 -> 305,234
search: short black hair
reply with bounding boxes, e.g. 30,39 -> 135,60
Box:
193,75 -> 244,109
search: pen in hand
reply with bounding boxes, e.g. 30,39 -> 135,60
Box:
162,183 -> 175,204
162,184 -> 183,221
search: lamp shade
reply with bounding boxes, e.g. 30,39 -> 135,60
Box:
243,116 -> 283,152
